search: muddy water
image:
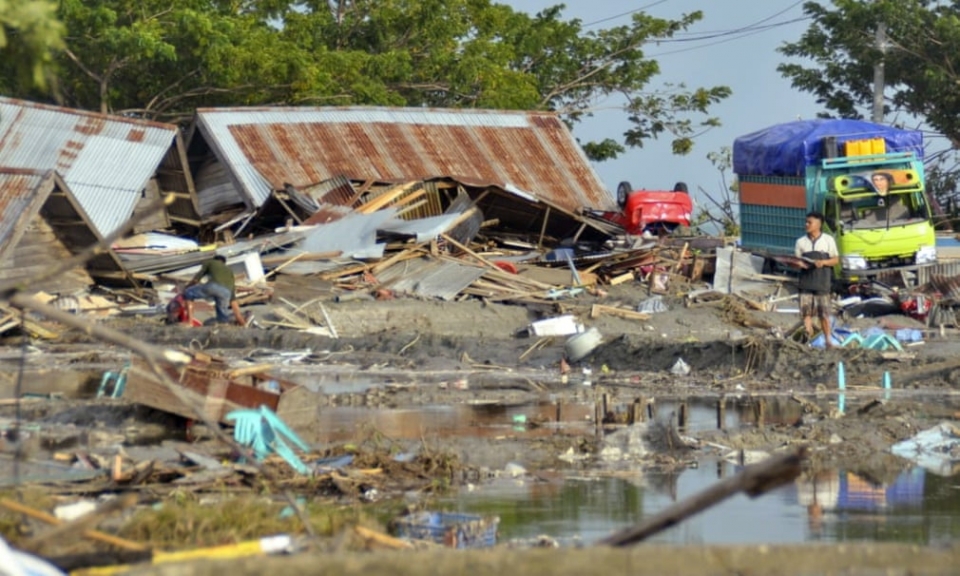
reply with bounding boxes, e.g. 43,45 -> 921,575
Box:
308,391 -> 873,444
307,397 -> 783,444
444,465 -> 960,546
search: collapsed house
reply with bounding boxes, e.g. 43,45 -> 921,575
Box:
0,97 -> 201,243
0,169 -> 128,294
185,106 -> 620,243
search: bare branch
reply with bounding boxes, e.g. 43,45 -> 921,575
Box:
62,48 -> 102,83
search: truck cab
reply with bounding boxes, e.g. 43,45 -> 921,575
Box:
821,156 -> 936,279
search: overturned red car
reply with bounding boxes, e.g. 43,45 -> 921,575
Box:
599,181 -> 694,236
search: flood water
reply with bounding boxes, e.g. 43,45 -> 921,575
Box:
309,396 -> 806,443
304,390 -> 960,545
443,464 -> 960,546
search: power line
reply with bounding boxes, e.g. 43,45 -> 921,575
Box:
646,16 -> 810,57
654,0 -> 806,43
583,0 -> 673,28
583,0 -> 806,47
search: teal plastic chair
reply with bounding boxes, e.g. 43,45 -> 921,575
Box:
226,405 -> 311,474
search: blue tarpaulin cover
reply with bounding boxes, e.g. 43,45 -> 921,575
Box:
733,119 -> 924,177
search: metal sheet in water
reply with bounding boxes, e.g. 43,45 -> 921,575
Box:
0,454 -> 104,486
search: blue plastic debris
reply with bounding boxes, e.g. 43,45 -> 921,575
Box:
863,333 -> 904,351
392,452 -> 417,463
279,496 -> 307,519
810,333 -> 843,349
393,512 -> 499,549
894,328 -> 923,343
840,334 -> 865,348
313,454 -> 354,474
226,405 -> 311,475
545,287 -> 585,300
97,364 -> 129,398
838,362 -> 846,414
0,535 -> 65,575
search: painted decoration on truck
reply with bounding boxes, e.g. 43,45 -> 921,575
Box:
831,169 -> 919,195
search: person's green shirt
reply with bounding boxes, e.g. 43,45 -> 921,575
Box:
191,258 -> 236,299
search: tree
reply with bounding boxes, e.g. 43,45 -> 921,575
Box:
778,1 -> 960,214
694,147 -> 739,237
0,0 -> 731,159
0,0 -> 64,90
778,0 -> 960,145
270,1 -> 731,158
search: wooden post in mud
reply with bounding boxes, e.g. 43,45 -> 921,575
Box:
556,401 -> 562,424
717,397 -> 726,430
757,398 -> 766,428
678,401 -> 688,430
647,398 -> 656,421
629,396 -> 645,425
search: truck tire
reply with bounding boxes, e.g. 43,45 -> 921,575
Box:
617,181 -> 632,208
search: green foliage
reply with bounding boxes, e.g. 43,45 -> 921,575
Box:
779,0 -> 960,147
779,1 -> 960,214
0,0 -> 64,90
0,0 -> 730,159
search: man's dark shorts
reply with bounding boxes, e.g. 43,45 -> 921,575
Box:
799,292 -> 831,319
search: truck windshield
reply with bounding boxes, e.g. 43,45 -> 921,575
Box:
839,192 -> 928,230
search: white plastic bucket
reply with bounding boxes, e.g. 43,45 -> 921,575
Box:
565,327 -> 603,362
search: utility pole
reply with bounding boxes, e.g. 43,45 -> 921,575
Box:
872,22 -> 887,123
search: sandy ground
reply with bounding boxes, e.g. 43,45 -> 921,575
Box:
129,544 -> 960,576
1,280 -> 958,573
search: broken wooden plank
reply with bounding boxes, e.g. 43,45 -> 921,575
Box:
590,304 -> 650,321
0,498 -> 146,552
357,182 -> 420,214
608,271 -> 635,286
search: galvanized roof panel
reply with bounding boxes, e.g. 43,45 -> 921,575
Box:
0,169 -> 47,257
0,98 -> 178,236
195,107 -> 615,213
375,257 -> 487,301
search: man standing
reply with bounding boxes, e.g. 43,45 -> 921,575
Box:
183,255 -> 246,326
795,212 -> 839,347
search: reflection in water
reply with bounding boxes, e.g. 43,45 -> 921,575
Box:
310,396 -> 811,444
444,464 -> 960,546
791,467 -> 960,544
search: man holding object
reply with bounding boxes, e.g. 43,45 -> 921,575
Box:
794,212 -> 839,347
183,255 -> 247,326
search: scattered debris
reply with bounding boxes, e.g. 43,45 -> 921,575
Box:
891,423 -> 960,476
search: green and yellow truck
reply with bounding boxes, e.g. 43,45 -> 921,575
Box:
733,119 -> 936,286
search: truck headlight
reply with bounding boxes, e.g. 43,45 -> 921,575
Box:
916,245 -> 937,264
841,254 -> 868,270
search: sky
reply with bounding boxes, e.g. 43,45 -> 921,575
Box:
502,0 -> 823,211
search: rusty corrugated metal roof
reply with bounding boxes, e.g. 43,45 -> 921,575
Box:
194,107 -> 615,214
0,169 -> 48,260
0,97 -> 179,236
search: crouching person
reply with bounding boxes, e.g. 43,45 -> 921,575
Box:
183,255 -> 247,326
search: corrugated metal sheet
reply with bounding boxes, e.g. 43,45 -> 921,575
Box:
0,97 -> 178,236
0,169 -> 47,259
376,257 -> 487,301
919,261 -> 960,286
194,107 -> 614,214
